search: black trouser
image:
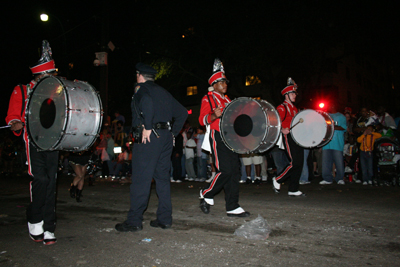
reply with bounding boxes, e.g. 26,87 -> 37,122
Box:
172,153 -> 182,181
26,143 -> 59,233
201,130 -> 241,212
127,129 -> 173,226
276,134 -> 304,192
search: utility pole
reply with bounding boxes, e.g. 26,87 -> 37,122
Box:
98,0 -> 109,122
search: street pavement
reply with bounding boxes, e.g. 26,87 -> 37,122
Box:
1,173 -> 400,266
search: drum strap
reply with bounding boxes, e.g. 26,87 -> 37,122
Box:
282,103 -> 288,122
206,93 -> 217,110
19,84 -> 25,117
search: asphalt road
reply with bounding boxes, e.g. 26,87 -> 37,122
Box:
1,173 -> 400,267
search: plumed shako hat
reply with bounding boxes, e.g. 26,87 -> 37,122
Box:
281,77 -> 298,96
30,40 -> 56,75
208,58 -> 229,85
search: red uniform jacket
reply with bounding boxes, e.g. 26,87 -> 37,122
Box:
199,91 -> 231,132
277,100 -> 298,129
5,81 -> 36,175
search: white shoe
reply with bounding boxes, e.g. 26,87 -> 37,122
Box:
337,180 -> 345,185
170,179 -> 176,183
272,177 -> 280,193
239,179 -> 246,184
345,166 -> 353,173
194,178 -> 200,182
288,191 -> 306,197
43,231 -> 57,245
299,181 -> 311,185
175,180 -> 182,183
188,178 -> 194,181
199,178 -> 206,182
28,221 -> 44,242
368,181 -> 372,185
262,175 -> 268,182
319,180 -> 332,185
363,181 -> 368,185
355,179 -> 362,184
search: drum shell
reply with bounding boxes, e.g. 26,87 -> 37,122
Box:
220,97 -> 281,154
25,76 -> 103,151
290,109 -> 334,148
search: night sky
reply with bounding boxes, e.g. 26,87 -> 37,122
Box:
1,0 -> 398,126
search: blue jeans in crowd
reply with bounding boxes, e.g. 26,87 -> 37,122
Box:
322,149 -> 344,182
197,156 -> 208,179
299,149 -> 310,182
360,151 -> 373,182
271,149 -> 290,175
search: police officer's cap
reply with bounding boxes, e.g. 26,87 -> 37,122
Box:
136,63 -> 158,75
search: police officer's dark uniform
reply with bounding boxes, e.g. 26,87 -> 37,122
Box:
115,63 -> 187,232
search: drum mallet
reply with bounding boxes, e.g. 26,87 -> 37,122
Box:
290,118 -> 304,130
0,125 -> 11,130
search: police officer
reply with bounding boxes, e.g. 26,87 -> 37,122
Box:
272,78 -> 305,197
115,63 -> 187,232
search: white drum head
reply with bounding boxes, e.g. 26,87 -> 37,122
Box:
291,109 -> 328,148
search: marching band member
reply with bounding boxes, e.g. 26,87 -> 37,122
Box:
5,40 -> 59,245
272,78 -> 306,197
198,58 -> 250,217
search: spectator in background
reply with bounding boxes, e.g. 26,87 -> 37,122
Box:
241,153 -> 263,184
194,126 -> 207,182
171,130 -> 184,183
299,149 -> 311,185
357,125 -> 382,185
376,106 -> 397,138
113,111 -> 125,126
109,145 -> 129,179
114,120 -> 127,147
181,121 -> 190,180
185,130 -> 197,181
320,104 -> 347,185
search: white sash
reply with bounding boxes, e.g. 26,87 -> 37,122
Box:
201,125 -> 211,153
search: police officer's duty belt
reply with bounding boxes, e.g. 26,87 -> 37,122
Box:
153,121 -> 171,130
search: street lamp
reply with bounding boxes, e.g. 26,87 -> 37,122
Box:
40,14 -> 48,22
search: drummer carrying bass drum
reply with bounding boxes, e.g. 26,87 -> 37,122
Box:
272,78 -> 306,197
198,58 -> 250,217
5,40 -> 58,245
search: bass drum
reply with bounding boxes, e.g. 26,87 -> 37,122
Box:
220,97 -> 281,154
290,109 -> 334,148
25,76 -> 103,151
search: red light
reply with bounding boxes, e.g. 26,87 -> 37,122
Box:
319,103 -> 325,109
188,109 -> 192,114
